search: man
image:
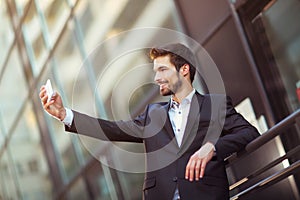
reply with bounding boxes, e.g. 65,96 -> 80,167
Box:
40,43 -> 260,200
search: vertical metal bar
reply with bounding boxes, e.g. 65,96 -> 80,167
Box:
227,0 -> 276,126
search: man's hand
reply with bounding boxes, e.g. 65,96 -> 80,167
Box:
39,86 -> 66,121
185,142 -> 215,181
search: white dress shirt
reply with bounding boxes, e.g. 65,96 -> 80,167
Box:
168,89 -> 195,147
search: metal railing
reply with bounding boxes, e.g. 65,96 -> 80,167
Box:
228,109 -> 300,199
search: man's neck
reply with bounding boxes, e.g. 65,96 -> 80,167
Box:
172,85 -> 194,103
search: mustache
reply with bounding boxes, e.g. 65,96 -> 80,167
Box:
156,80 -> 169,85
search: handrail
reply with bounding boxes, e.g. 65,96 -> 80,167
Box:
227,109 -> 300,165
228,109 -> 300,198
229,145 -> 300,190
246,109 -> 300,152
230,160 -> 300,200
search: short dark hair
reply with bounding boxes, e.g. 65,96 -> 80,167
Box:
149,43 -> 196,83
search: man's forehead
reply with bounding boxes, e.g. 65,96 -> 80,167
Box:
153,55 -> 171,65
153,57 -> 170,70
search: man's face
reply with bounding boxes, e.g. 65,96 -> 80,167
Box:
153,55 -> 183,96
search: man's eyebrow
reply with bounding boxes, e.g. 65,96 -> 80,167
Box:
153,65 -> 166,71
157,65 -> 168,70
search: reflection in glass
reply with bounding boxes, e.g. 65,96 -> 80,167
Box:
261,0 -> 300,111
86,161 -> 116,200
0,2 -> 14,71
44,0 -> 70,43
4,102 -> 53,199
20,1 -> 48,76
0,0 -> 184,199
0,151 -> 21,200
0,48 -> 27,131
68,177 -> 89,200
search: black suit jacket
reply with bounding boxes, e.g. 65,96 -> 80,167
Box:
66,92 -> 260,200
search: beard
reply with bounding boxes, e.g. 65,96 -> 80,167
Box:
160,87 -> 173,96
159,78 -> 182,96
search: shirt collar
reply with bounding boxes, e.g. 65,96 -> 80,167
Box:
170,89 -> 195,109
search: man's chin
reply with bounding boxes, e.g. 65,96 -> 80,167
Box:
160,89 -> 173,96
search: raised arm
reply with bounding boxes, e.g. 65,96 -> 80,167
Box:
39,86 -> 144,143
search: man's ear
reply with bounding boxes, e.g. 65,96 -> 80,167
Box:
180,64 -> 190,77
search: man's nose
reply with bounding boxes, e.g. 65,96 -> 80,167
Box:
154,72 -> 160,83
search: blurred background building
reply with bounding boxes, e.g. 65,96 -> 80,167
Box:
0,0 -> 299,200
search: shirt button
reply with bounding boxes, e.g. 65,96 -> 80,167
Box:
178,111 -> 181,114
177,129 -> 180,132
173,177 -> 178,182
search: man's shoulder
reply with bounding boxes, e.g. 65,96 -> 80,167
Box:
202,93 -> 227,98
202,93 -> 231,102
199,93 -> 233,109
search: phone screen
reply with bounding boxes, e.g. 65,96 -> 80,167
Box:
45,79 -> 54,102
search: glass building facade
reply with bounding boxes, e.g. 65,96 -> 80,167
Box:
1,0 -> 300,200
0,0 -> 184,199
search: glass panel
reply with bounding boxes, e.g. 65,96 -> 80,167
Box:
71,0 -> 177,118
261,0 -> 300,111
51,20 -> 84,107
115,171 -> 144,200
61,141 -> 80,178
68,177 -> 89,200
0,47 -> 27,131
74,0 -> 127,52
14,0 -> 31,15
44,0 -> 70,43
21,1 -> 48,76
77,0 -> 177,53
33,0 -> 57,13
0,161 -> 9,199
86,161 -> 116,200
41,20 -> 91,175
0,151 -> 21,200
0,0 -> 186,199
40,69 -> 81,179
8,102 -> 53,200
0,112 -> 4,153
0,1 -> 14,71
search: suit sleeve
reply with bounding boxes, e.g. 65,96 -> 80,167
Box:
214,97 -> 260,160
65,106 -> 150,143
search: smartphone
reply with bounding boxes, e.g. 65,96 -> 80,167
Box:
45,79 -> 54,103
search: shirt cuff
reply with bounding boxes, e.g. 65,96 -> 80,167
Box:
62,108 -> 74,127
